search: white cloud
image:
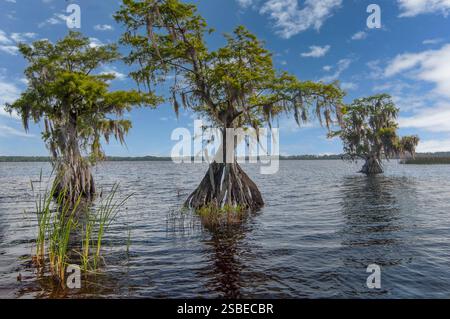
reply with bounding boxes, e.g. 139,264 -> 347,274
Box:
0,45 -> 18,55
259,0 -> 342,39
399,102 -> 450,132
237,0 -> 254,8
397,0 -> 450,17
0,30 -> 12,45
301,45 -> 330,58
0,79 -> 21,119
384,44 -> 450,98
351,31 -> 367,40
323,65 -> 332,71
372,80 -> 433,112
10,32 -> 36,42
423,38 -> 444,45
94,24 -> 114,31
319,58 -> 351,82
38,13 -> 67,28
0,124 -> 33,138
101,66 -> 126,81
416,138 -> 450,153
89,37 -> 104,48
0,30 -> 37,55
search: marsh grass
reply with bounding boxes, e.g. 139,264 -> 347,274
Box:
401,157 -> 450,165
92,184 -> 132,269
196,204 -> 247,228
31,176 -> 130,287
48,191 -> 81,283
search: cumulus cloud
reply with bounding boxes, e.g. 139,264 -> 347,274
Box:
400,103 -> 450,132
416,138 -> 450,153
301,45 -> 330,58
397,0 -> 450,17
384,44 -> 450,98
237,0 -> 342,39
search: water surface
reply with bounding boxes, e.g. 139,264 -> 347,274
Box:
1,160 -> 450,298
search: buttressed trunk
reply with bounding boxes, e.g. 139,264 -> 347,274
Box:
185,127 -> 264,211
54,159 -> 95,205
185,162 -> 264,211
53,114 -> 95,204
360,155 -> 383,175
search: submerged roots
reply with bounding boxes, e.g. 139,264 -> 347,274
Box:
360,157 -> 384,175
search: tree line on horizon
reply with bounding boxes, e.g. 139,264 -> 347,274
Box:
5,0 -> 419,211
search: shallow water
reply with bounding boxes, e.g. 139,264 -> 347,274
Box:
1,160 -> 450,298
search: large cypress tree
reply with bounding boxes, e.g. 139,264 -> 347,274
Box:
6,32 -> 159,203
115,0 -> 344,211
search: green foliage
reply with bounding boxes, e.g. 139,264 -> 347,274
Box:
115,0 -> 344,135
334,94 -> 419,161
5,31 -> 159,164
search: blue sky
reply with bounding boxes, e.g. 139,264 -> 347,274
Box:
1,0 -> 450,156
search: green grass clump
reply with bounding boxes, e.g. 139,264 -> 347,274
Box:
31,177 -> 130,287
196,203 -> 247,227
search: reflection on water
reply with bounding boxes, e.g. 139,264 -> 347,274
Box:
341,175 -> 411,246
338,175 -> 418,297
3,161 -> 450,298
201,224 -> 249,299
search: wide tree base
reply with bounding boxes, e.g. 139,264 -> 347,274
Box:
185,162 -> 264,212
360,157 -> 383,175
53,161 -> 96,205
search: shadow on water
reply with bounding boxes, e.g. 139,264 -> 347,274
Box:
338,174 -> 419,296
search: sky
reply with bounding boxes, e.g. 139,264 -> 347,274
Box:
1,0 -> 450,156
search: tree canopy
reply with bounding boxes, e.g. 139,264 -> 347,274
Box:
6,31 -> 159,202
332,94 -> 419,174
6,31 -> 159,163
114,0 -> 346,211
115,0 -> 344,134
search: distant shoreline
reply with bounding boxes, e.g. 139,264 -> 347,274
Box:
0,155 -> 342,162
2,153 -> 450,163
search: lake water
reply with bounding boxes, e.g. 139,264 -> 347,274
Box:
1,160 -> 450,299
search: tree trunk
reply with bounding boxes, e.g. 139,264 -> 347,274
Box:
52,113 -> 96,204
185,162 -> 264,212
360,155 -> 383,175
53,159 -> 95,205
